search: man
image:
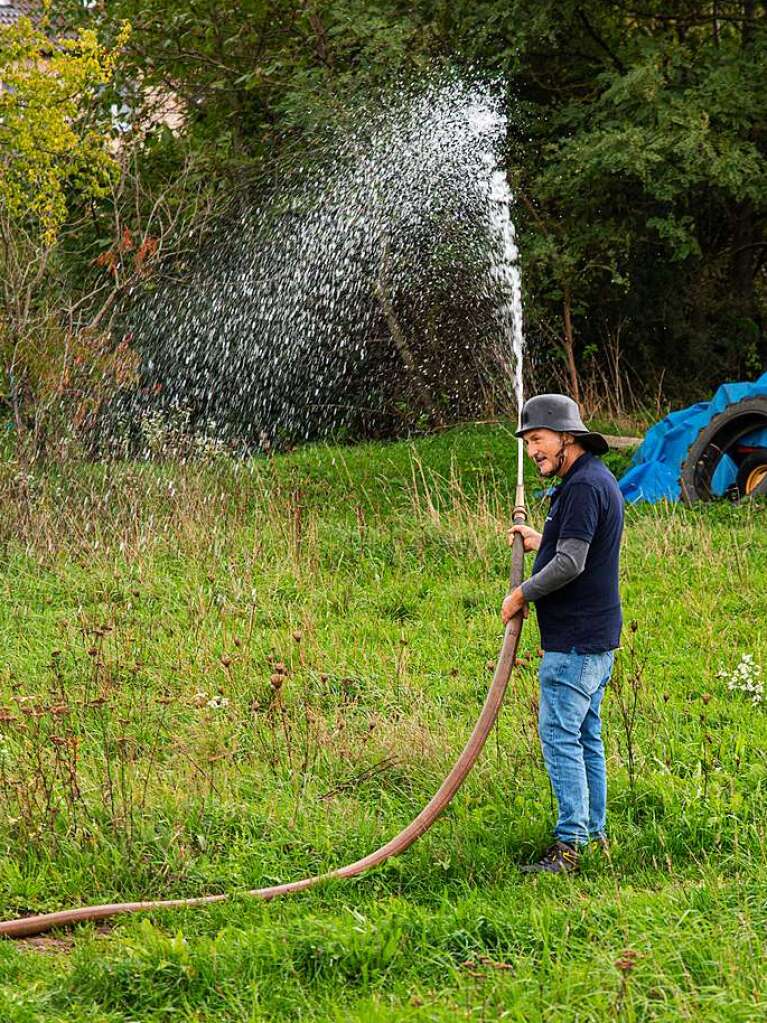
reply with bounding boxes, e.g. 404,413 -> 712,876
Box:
500,393 -> 624,874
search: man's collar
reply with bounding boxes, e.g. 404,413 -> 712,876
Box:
548,451 -> 593,499
560,449 -> 593,483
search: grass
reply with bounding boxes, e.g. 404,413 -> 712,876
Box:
0,421 -> 765,1021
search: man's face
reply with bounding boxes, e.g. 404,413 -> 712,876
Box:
523,428 -> 566,477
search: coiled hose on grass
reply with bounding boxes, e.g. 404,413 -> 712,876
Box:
0,493 -> 527,939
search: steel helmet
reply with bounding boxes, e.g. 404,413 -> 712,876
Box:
515,393 -> 608,455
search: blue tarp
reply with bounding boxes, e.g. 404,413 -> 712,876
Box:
618,372 -> 767,503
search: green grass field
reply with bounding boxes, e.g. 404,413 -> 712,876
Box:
0,423 -> 765,1021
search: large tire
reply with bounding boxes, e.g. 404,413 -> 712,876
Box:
679,396 -> 767,504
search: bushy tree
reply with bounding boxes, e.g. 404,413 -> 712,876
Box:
0,6 -> 130,433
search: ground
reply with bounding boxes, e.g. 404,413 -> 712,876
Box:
0,423 -> 765,1021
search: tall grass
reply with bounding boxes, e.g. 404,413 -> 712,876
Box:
0,424 -> 765,1021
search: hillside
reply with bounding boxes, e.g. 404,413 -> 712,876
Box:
0,423 -> 766,1021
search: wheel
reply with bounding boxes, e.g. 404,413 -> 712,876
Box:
735,449 -> 767,498
679,396 -> 767,504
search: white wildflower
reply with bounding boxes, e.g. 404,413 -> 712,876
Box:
206,695 -> 229,710
722,654 -> 763,705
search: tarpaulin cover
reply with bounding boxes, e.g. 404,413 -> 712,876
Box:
619,372 -> 767,503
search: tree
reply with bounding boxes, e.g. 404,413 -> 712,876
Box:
0,8 -> 130,431
476,2 -> 767,399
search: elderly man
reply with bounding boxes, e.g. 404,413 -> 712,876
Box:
501,394 -> 624,874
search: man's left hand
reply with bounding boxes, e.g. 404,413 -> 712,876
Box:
501,586 -> 528,624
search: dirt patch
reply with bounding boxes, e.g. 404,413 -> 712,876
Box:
16,924 -> 112,954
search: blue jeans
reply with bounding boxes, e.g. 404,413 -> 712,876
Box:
538,649 -> 614,847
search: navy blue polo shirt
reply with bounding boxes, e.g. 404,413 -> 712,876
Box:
532,451 -> 624,654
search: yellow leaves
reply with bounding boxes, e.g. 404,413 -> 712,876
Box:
0,17 -> 131,246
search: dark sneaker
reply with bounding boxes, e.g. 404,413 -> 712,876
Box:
520,841 -> 580,875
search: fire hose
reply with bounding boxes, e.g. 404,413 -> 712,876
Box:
0,482 -> 527,940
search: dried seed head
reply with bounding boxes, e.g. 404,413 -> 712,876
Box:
630,620 -> 638,633
233,637 -> 242,647
220,655 -> 232,668
292,630 -> 303,643
273,661 -> 288,675
701,692 -> 712,704
615,949 -> 639,973
270,673 -> 284,689
486,659 -> 495,671
87,647 -> 99,657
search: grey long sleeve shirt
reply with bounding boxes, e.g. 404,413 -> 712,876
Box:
520,537 -> 590,602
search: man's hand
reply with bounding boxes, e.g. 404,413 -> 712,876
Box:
501,586 -> 528,624
508,524 -> 542,553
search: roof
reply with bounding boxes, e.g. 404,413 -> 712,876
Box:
0,2 -> 78,38
0,2 -> 41,28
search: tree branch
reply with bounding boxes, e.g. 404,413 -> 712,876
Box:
577,7 -> 626,74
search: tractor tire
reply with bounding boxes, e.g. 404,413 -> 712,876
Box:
735,449 -> 767,498
679,396 -> 767,504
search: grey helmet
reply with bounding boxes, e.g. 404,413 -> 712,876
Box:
515,393 -> 608,455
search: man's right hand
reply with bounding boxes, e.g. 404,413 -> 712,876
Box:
508,524 -> 542,552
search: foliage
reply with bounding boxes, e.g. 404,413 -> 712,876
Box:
0,8 -> 129,245
508,1 -> 767,398
4,2 -> 767,434
0,7 -> 131,438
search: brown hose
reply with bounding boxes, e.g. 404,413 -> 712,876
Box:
0,507 -> 527,940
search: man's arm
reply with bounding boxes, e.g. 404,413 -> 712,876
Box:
501,537 -> 590,623
520,537 -> 590,601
